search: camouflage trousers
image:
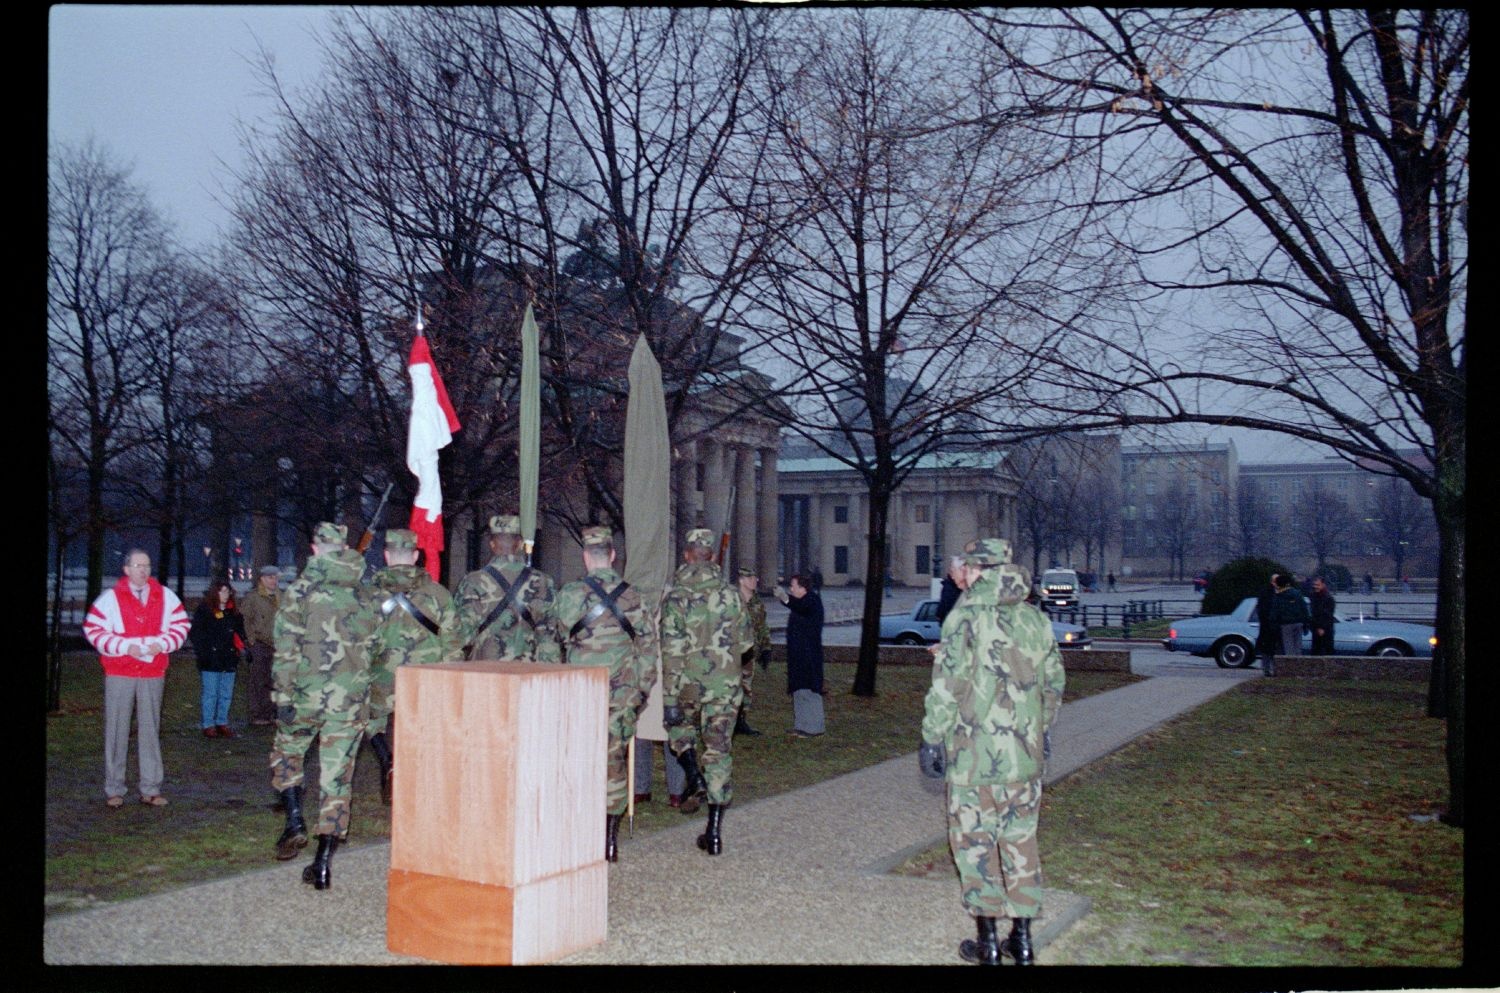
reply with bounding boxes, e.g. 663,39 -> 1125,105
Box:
946,780 -> 1045,920
738,651 -> 756,712
667,683 -> 742,805
270,715 -> 365,838
606,678 -> 645,816
364,661 -> 398,736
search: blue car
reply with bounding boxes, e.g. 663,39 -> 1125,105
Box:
878,600 -> 1091,649
1162,597 -> 1435,668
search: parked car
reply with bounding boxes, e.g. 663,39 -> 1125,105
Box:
1037,568 -> 1080,610
878,600 -> 1091,649
1162,597 -> 1436,668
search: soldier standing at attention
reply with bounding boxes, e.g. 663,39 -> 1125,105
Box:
919,538 -> 1066,966
734,567 -> 771,737
550,526 -> 654,863
366,528 -> 463,805
240,565 -> 282,727
269,522 -> 382,891
454,514 -> 560,663
660,528 -> 751,855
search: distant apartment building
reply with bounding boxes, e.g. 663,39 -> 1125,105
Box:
1120,441 -> 1237,579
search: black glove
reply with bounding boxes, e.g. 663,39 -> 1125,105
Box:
276,703 -> 296,724
758,650 -> 771,672
1043,730 -> 1052,761
918,741 -> 946,779
662,704 -> 685,728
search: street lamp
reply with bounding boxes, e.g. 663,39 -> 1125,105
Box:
202,545 -> 213,582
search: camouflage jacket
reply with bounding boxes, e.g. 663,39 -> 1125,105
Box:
661,561 -> 750,707
454,554 -> 560,663
271,549 -> 382,717
371,564 -> 463,670
553,566 -> 655,704
742,593 -> 771,661
921,563 -> 1066,786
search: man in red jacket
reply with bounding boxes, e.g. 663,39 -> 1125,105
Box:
83,549 -> 190,808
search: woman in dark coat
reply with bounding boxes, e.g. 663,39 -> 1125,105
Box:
778,574 -> 825,737
189,578 -> 247,739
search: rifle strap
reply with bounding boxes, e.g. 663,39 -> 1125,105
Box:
570,577 -> 637,642
382,591 -> 441,637
476,565 -> 535,638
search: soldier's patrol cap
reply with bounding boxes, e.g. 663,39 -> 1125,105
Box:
258,564 -> 281,577
685,527 -> 716,548
737,567 -> 757,578
581,525 -> 613,548
488,514 -> 522,535
963,538 -> 1012,567
385,528 -> 418,551
313,522 -> 348,546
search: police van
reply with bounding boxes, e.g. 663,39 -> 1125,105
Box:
1038,569 -> 1080,610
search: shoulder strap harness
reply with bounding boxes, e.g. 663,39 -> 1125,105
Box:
382,591 -> 441,637
569,576 -> 637,642
476,565 -> 535,637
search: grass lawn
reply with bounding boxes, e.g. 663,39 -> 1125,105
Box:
45,648 -> 1135,917
893,677 -> 1462,967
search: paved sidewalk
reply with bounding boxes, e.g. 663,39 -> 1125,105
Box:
43,670 -> 1255,966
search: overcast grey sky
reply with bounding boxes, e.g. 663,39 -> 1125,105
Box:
48,4 -> 336,249
45,5 -> 1322,465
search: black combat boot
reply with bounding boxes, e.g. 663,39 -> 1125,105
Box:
734,708 -> 761,737
605,813 -> 622,863
695,803 -> 724,855
301,834 -> 339,890
369,732 -> 394,806
1000,917 -> 1034,965
958,916 -> 1000,965
274,785 -> 308,861
675,748 -> 708,814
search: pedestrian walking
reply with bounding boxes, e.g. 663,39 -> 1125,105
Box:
1270,573 -> 1311,662
919,538 -> 1065,966
660,528 -> 751,853
269,522 -> 382,890
1255,573 -> 1281,674
1309,576 -> 1337,656
551,526 -> 654,862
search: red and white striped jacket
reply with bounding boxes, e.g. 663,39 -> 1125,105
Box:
84,576 -> 190,678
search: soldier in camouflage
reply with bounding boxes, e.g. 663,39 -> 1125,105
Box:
919,538 -> 1066,966
269,522 -> 383,891
366,528 -> 463,805
454,514 -> 560,663
660,528 -> 751,855
734,567 -> 771,737
550,526 -> 655,863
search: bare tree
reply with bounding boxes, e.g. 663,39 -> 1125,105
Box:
1148,476 -> 1200,581
1235,478 -> 1276,558
1292,484 -> 1360,572
730,9 -> 1076,695
1364,475 -> 1435,582
47,140 -> 168,603
968,9 -> 1467,823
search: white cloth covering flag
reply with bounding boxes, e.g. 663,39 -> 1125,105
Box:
406,335 -> 461,581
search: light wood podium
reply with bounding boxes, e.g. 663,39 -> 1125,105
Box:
386,660 -> 609,964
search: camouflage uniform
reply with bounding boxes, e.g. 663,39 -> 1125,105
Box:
454,514 -> 560,663
661,531 -> 751,806
367,530 -> 463,736
738,568 -> 772,717
922,538 -> 1065,926
269,524 -> 382,839
551,527 -> 655,816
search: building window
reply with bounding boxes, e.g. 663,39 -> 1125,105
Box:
834,545 -> 849,574
914,504 -> 931,523
915,545 -> 931,576
834,505 -> 848,524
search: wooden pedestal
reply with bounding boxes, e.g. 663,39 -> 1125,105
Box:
386,661 -> 609,964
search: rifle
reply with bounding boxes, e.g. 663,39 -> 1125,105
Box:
716,482 -> 737,573
356,482 -> 396,553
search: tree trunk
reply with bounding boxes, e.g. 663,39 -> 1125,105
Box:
852,490 -> 891,697
1429,462 -> 1464,828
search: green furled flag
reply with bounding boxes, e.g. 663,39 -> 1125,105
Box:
519,301 -> 540,561
623,334 -> 672,600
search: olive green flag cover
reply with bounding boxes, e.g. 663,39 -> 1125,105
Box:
623,333 -> 671,599
519,301 -> 540,550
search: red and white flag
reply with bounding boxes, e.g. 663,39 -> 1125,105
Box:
407,335 -> 461,581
